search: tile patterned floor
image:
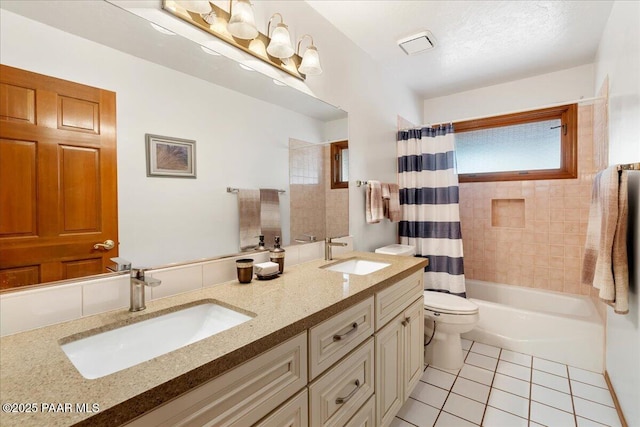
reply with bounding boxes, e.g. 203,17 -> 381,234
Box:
392,339 -> 621,427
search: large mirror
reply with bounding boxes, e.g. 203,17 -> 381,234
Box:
0,0 -> 348,288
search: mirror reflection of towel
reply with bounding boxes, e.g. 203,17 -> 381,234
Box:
238,189 -> 260,251
382,183 -> 401,222
260,189 -> 281,248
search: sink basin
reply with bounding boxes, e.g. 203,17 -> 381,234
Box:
61,302 -> 253,379
323,259 -> 391,275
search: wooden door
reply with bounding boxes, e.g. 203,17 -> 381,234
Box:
0,65 -> 117,290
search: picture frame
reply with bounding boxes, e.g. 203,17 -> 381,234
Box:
145,134 -> 196,178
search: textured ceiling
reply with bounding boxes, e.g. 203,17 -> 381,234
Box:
306,0 -> 614,98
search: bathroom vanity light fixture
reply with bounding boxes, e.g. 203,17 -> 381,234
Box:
297,34 -> 323,75
227,0 -> 259,40
266,13 -> 294,59
163,0 -> 320,80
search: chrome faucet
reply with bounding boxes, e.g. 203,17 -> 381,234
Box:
295,233 -> 317,243
325,237 -> 348,261
130,268 -> 161,312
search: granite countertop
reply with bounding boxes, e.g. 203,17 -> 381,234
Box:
0,251 -> 427,427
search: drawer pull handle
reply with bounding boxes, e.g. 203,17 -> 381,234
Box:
401,316 -> 412,327
333,322 -> 358,341
335,379 -> 360,404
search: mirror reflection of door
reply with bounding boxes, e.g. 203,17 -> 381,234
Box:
0,65 -> 118,290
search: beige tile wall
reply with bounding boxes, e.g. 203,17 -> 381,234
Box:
460,105 -> 600,296
289,140 -> 326,242
324,145 -> 349,238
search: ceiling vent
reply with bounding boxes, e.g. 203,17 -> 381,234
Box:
398,31 -> 436,55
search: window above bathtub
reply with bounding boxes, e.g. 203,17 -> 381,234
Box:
454,104 -> 578,183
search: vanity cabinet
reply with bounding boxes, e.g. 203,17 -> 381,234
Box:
374,271 -> 424,427
123,270 -> 423,427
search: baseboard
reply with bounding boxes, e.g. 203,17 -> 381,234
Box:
604,370 -> 628,427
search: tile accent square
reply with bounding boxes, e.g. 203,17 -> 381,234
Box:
492,373 -> 530,399
500,349 -> 532,367
470,342 -> 501,358
459,363 -> 494,386
435,411 -> 477,427
533,357 -> 568,377
568,367 -> 608,389
443,393 -> 486,425
411,381 -> 449,409
482,406 -> 528,427
451,377 -> 490,404
396,398 -> 440,427
573,397 -> 622,427
570,380 -> 615,407
421,366 -> 457,390
496,360 -> 531,381
531,384 -> 573,413
530,401 -> 576,427
532,369 -> 570,393
466,351 -> 498,371
488,388 -> 529,419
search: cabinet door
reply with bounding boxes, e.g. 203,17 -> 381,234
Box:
125,333 -> 307,427
403,298 -> 425,398
375,318 -> 403,427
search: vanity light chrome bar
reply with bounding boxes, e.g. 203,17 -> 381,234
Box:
617,162 -> 640,171
227,187 -> 286,194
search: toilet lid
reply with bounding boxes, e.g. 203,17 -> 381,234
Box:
424,291 -> 478,314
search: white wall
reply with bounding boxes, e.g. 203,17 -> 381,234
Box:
251,1 -> 424,251
423,64 -> 595,124
0,10 -> 327,267
594,1 -> 640,423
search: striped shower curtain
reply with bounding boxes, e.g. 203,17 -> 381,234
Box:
397,125 -> 466,296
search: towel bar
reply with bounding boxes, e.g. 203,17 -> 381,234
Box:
227,187 -> 286,194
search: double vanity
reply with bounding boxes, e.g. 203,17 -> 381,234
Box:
0,252 -> 427,426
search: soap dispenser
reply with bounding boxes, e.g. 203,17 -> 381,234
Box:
269,236 -> 285,274
255,235 -> 266,251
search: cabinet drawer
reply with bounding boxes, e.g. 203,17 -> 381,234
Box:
309,296 -> 374,380
309,338 -> 375,427
344,395 -> 375,427
375,270 -> 423,330
126,332 -> 307,427
255,389 -> 308,427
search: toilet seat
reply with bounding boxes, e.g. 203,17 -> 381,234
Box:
424,291 -> 478,315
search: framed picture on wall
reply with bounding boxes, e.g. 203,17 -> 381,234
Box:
145,134 -> 196,178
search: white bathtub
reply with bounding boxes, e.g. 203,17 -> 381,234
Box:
461,279 -> 605,372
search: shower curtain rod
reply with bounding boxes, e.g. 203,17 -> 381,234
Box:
409,96 -> 606,131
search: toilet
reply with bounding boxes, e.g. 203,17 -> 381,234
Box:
375,244 -> 479,370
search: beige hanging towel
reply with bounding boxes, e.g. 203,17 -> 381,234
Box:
581,166 -> 629,314
238,189 -> 261,251
260,189 -> 281,248
366,181 -> 383,224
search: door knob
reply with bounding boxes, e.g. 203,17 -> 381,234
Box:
93,240 -> 115,250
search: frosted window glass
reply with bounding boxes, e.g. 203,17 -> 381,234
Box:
455,119 -> 561,174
